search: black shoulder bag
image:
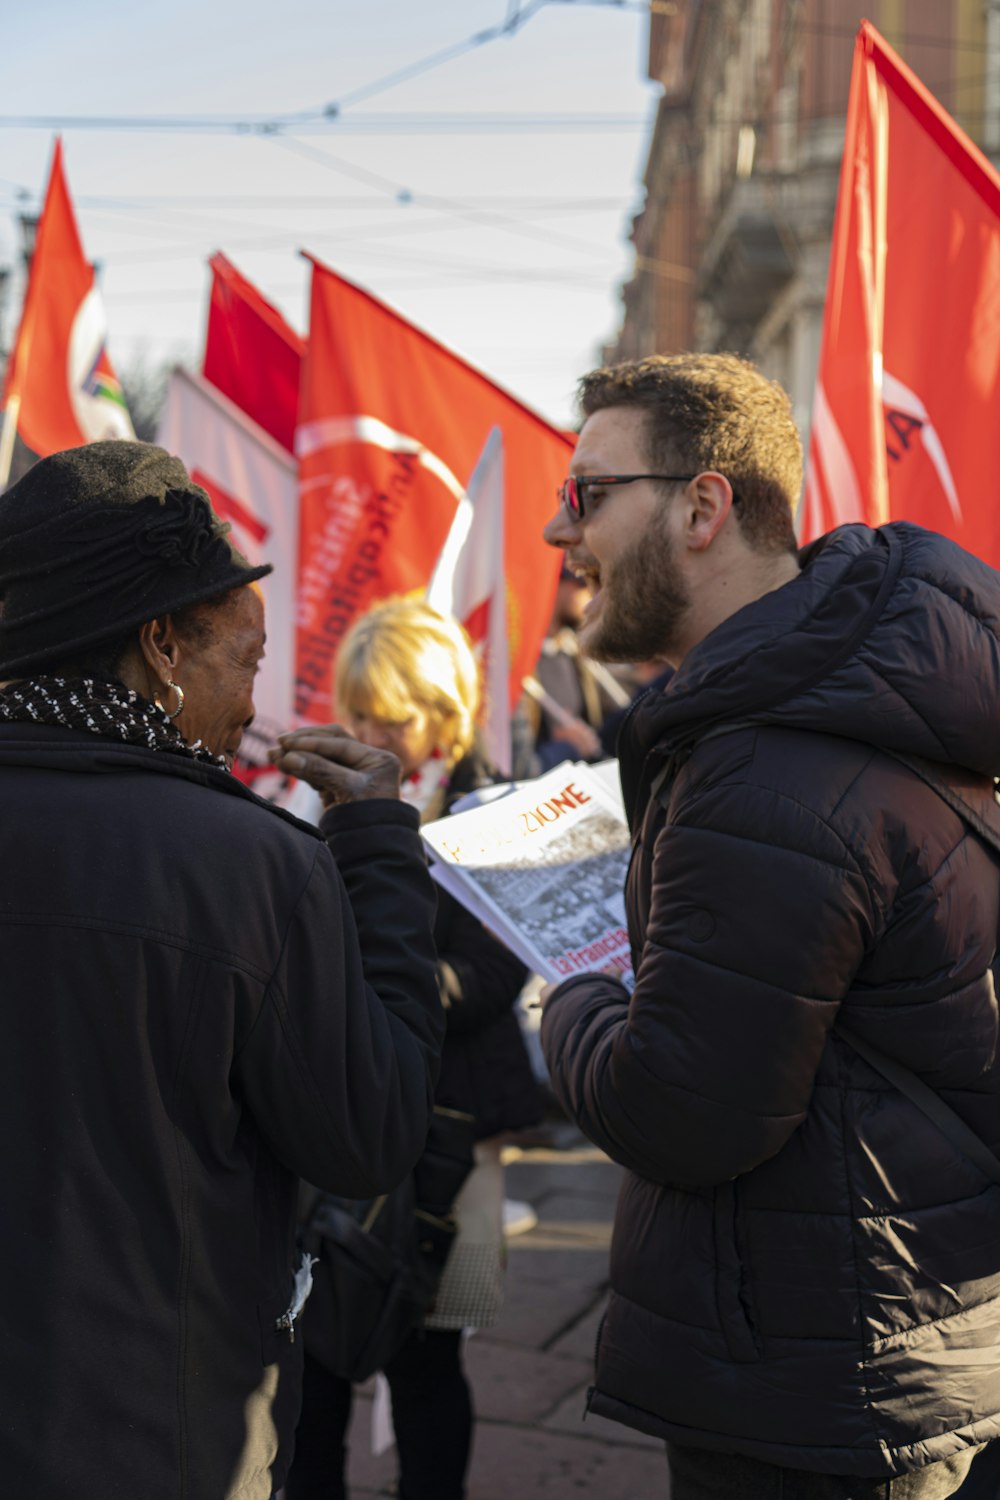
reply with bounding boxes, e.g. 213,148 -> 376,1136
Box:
298,1104 -> 475,1382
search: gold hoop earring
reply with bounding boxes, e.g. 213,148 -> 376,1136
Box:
156,680 -> 184,720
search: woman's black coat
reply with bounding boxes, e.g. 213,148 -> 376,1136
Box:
0,727 -> 443,1500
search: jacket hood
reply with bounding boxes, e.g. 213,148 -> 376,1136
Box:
626,522 -> 1000,783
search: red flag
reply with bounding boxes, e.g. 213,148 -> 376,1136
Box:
2,138 -> 133,464
294,259 -> 571,725
203,252 -> 304,455
427,427 -> 511,775
802,22 -> 1000,560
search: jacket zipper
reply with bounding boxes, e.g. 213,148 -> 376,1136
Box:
274,1250 -> 318,1343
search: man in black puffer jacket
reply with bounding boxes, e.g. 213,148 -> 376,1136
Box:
539,353 -> 1000,1499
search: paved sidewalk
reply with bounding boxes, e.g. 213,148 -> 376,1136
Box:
344,1123 -> 668,1500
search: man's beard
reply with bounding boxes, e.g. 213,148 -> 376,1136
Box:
581,510 -> 691,664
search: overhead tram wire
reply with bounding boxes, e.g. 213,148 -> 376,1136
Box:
0,112 -> 647,136
0,0 -> 655,139
58,190 -> 640,275
285,0 -> 648,121
262,134 -> 629,263
0,4 -> 988,140
102,263 -> 614,306
0,190 -> 637,271
3,78 -> 993,139
52,192 -> 630,211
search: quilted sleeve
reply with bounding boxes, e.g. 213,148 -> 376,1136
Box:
541,777 -> 876,1186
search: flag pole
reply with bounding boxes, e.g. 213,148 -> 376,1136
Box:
0,394 -> 20,491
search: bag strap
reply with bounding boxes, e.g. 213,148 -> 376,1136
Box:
841,748 -> 1000,1184
835,1021 -> 1000,1186
884,748 -> 1000,856
651,725 -> 1000,1184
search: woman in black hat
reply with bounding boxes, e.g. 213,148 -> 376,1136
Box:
0,442 -> 444,1500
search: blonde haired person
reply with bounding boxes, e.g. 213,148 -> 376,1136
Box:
334,598 -> 479,821
288,598 -> 541,1500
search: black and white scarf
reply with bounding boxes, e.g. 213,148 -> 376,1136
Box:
0,677 -> 229,771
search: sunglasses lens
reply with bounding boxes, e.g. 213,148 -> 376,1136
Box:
561,478 -> 582,519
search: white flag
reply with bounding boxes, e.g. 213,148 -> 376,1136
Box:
427,426 -> 511,776
157,367 -> 298,780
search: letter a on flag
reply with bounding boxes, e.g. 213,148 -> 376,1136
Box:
802,22 -> 1000,562
1,139 -> 133,478
294,258 -> 573,725
427,426 -> 511,775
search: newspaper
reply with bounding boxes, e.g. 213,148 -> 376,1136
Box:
422,762 -> 634,989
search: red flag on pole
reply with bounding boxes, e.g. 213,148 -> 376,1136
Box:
427,426 -> 511,775
203,253 -> 304,456
802,22 -> 1000,560
1,138 -> 132,477
294,258 -> 572,726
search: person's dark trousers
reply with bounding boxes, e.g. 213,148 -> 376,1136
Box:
385,1329 -> 472,1500
666,1443 -> 986,1499
285,1353 -> 351,1500
286,1331 -> 472,1500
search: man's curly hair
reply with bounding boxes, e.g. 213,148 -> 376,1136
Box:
578,353 -> 802,555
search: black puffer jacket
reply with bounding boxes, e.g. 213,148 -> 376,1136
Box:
541,523 -> 1000,1478
0,727 -> 442,1500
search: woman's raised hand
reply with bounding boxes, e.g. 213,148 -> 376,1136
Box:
268,725 -> 402,808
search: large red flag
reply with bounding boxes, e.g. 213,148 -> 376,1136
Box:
203,252 -> 304,455
802,22 -> 1000,559
294,259 -> 572,725
1,138 -> 132,470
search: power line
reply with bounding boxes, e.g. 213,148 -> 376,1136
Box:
263,134 -> 628,262
101,260 -> 613,304
0,0 -> 655,144
0,111 -> 647,136
0,13 -> 988,134
295,0 -> 647,120
0,77 -> 989,147
56,192 -> 630,210
0,11 -> 991,144
0,1 -> 652,139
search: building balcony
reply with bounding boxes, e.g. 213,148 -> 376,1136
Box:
696,173 -> 796,336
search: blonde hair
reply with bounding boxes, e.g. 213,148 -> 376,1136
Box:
335,597 -> 481,764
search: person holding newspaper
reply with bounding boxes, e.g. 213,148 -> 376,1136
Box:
286,597 -> 539,1500
538,353 -> 1000,1499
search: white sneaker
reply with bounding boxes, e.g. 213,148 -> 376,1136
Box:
503,1198 -> 538,1236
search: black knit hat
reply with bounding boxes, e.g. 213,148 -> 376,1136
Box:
0,441 -> 273,676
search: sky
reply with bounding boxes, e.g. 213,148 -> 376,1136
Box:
0,0 -> 660,429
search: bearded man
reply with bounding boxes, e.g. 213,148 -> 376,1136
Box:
539,353 -> 1000,1500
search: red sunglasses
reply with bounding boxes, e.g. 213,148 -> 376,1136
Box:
558,473 -> 697,521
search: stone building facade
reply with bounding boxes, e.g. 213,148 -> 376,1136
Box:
609,0 -> 1000,433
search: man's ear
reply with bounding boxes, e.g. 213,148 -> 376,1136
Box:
684,472 -> 736,553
